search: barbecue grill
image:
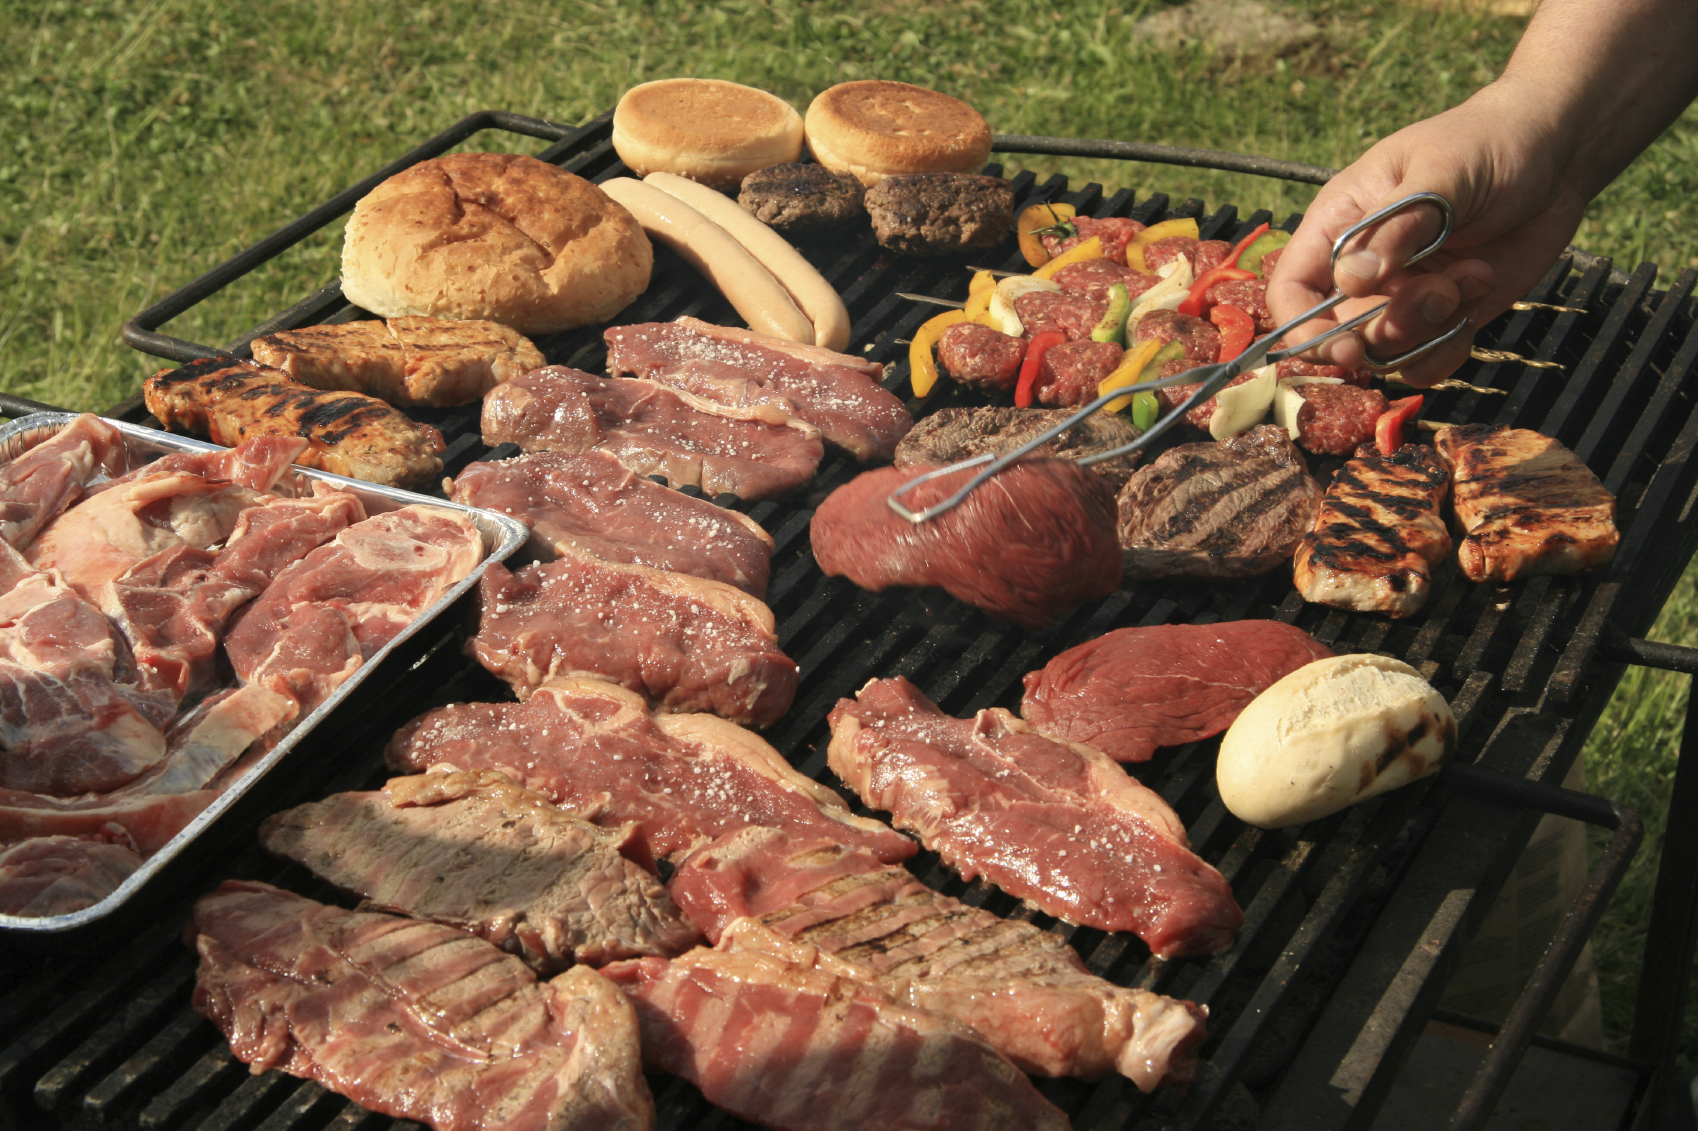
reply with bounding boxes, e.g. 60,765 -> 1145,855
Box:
3,109 -> 1696,1131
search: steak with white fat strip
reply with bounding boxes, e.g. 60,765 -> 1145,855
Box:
895,406 -> 1144,492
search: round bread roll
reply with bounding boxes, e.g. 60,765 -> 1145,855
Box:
613,79 -> 805,192
805,80 -> 993,188
1216,654 -> 1455,829
340,153 -> 652,336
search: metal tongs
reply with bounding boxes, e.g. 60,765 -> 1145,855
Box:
887,191 -> 1467,523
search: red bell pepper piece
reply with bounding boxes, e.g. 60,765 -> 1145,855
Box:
1375,394 -> 1424,455
1210,304 -> 1255,363
1225,221 -> 1270,269
1015,330 -> 1067,408
1176,266 -> 1256,318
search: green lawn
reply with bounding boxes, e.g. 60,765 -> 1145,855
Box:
6,0 -> 1697,1069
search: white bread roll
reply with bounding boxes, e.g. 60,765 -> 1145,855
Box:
340,153 -> 652,335
613,79 -> 805,192
1216,654 -> 1454,829
805,81 -> 993,188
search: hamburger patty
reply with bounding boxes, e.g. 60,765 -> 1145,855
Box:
738,163 -> 866,231
864,173 -> 1014,256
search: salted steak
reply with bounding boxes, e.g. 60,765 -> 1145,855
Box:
896,406 -> 1144,492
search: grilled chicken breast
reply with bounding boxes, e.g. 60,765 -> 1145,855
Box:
144,357 -> 445,489
1294,444 -> 1452,618
1435,424 -> 1619,582
250,316 -> 544,407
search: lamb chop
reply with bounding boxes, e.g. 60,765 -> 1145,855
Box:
1294,444 -> 1453,618
1434,424 -> 1620,582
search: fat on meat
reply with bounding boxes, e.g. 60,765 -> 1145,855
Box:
809,460 -> 1123,630
669,826 -> 1210,1091
0,834 -> 142,918
1021,621 -> 1334,762
190,881 -> 655,1131
827,677 -> 1243,959
603,318 -> 911,462
0,785 -> 218,855
260,770 -> 700,971
450,451 -> 775,598
472,555 -> 797,728
0,413 -> 124,551
600,946 -> 1071,1131
385,676 -> 913,864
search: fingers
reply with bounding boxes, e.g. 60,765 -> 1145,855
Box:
1330,196 -> 1450,297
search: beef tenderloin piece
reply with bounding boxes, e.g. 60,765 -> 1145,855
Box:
1035,340 -> 1124,408
895,406 -> 1144,492
864,173 -> 1015,257
936,322 -> 1026,392
1295,383 -> 1389,456
737,162 -> 866,232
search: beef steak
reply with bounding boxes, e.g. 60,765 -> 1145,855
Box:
895,405 -> 1143,492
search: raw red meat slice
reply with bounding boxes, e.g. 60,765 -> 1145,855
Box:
451,450 -> 774,598
809,460 -> 1122,630
828,677 -> 1242,958
1020,621 -> 1334,762
260,770 -> 699,971
190,881 -> 654,1131
670,826 -> 1209,1090
0,834 -> 141,917
0,786 -> 217,853
0,413 -> 123,551
385,676 -> 913,864
600,947 -> 1070,1131
472,554 -> 796,727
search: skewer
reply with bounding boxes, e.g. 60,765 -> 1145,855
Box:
1469,347 -> 1565,370
897,293 -> 965,309
1512,301 -> 1588,314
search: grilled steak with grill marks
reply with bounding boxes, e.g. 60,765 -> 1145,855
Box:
1116,426 -> 1322,580
895,406 -> 1144,491
250,317 -> 544,407
1435,424 -> 1620,582
668,826 -> 1210,1090
1294,443 -> 1453,617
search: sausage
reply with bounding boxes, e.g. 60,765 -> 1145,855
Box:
598,177 -> 816,345
644,172 -> 853,352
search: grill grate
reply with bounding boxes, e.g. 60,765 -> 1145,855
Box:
3,111 -> 1695,1131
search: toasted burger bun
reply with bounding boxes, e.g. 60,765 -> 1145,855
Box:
1216,654 -> 1454,829
613,79 -> 805,192
805,81 -> 993,188
340,153 -> 652,336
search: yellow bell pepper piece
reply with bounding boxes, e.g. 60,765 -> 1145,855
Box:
1032,236 -> 1103,282
1016,202 -> 1077,267
968,269 -> 997,298
1098,338 -> 1164,414
964,285 -> 995,324
909,309 -> 970,397
1125,217 -> 1202,274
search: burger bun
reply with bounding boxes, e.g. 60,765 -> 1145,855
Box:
613,79 -> 805,192
805,81 -> 993,188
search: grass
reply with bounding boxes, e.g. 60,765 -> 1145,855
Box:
5,0 -> 1698,1072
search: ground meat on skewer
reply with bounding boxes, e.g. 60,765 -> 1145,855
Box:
937,323 -> 1026,392
1035,340 -> 1124,407
1295,383 -> 1389,455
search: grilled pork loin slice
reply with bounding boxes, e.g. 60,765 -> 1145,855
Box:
604,318 -> 911,461
601,946 -> 1070,1131
669,826 -> 1209,1090
190,881 -> 654,1131
0,834 -> 142,918
811,460 -> 1123,630
0,413 -> 124,552
1116,426 -> 1322,580
386,676 -> 913,864
143,357 -> 446,489
450,450 -> 775,597
260,770 -> 699,971
1294,444 -> 1453,618
1435,424 -> 1620,582
250,317 -> 544,407
895,406 -> 1143,491
1021,621 -> 1333,762
828,677 -> 1243,958
481,366 -> 824,501
472,555 -> 796,727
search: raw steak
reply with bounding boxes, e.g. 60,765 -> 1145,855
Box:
472,554 -> 797,727
810,460 -> 1122,630
1115,427 -> 1323,580
604,318 -> 912,461
260,770 -> 699,971
670,826 -> 1210,1090
385,676 -> 913,864
601,947 -> 1070,1131
451,450 -> 774,598
481,367 -> 824,501
190,881 -> 654,1131
0,785 -> 218,854
0,834 -> 141,918
0,413 -> 123,551
1020,621 -> 1334,762
895,406 -> 1143,493
828,677 -> 1242,958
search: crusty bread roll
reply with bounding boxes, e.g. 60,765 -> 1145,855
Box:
340,153 -> 652,336
613,79 -> 805,192
805,81 -> 993,188
1216,654 -> 1454,829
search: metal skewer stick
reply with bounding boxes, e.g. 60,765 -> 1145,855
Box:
887,191 -> 1468,524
